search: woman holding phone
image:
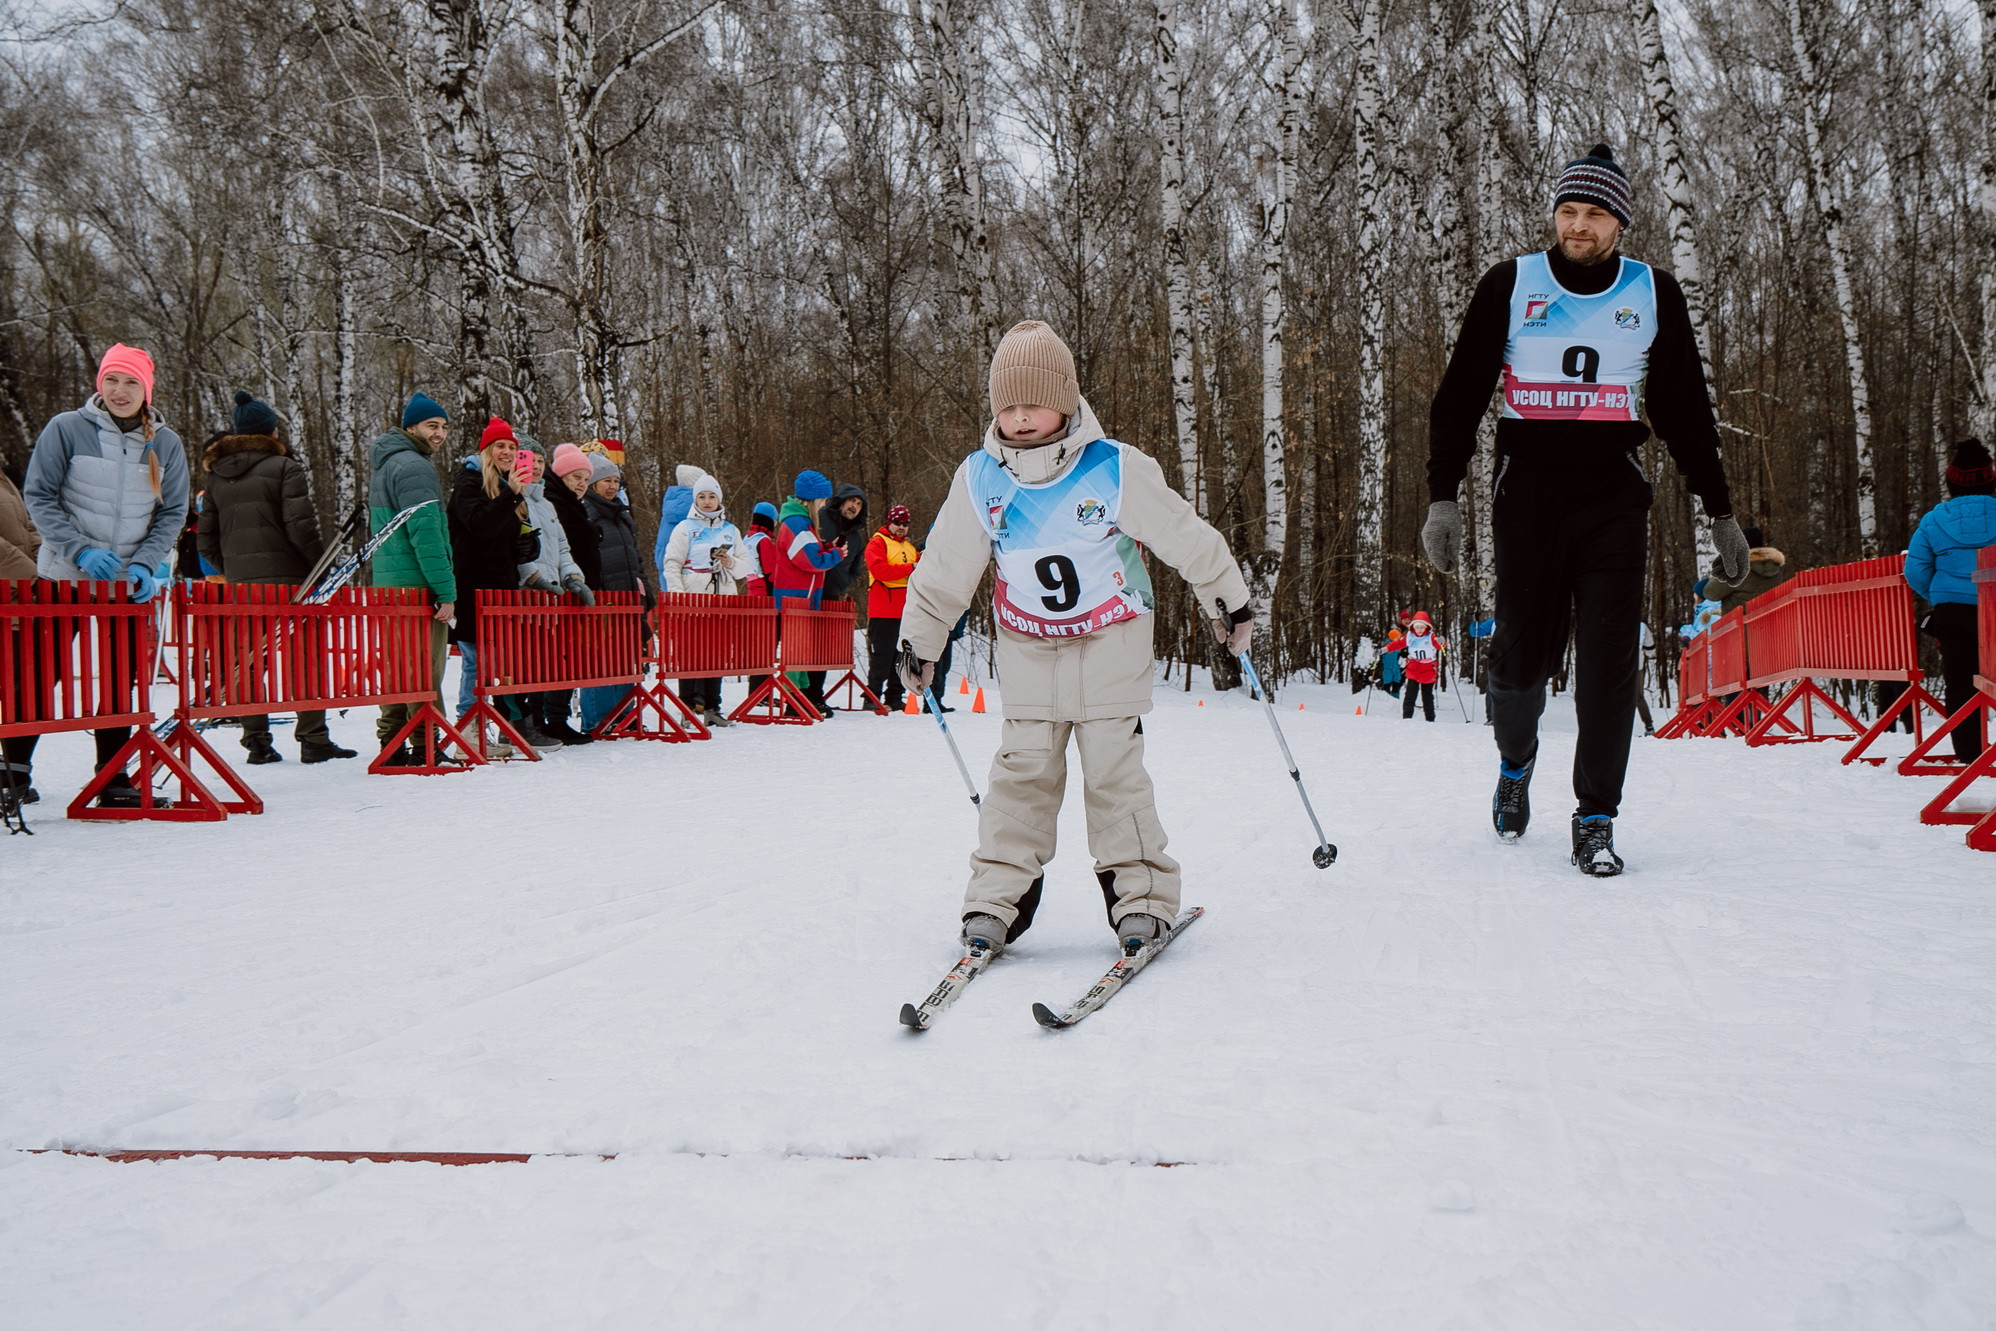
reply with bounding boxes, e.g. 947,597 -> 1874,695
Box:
661,473 -> 745,727
448,417 -> 552,747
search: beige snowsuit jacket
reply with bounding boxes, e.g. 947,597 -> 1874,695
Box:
901,399 -> 1250,722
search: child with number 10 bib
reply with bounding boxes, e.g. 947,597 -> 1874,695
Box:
898,321 -> 1254,955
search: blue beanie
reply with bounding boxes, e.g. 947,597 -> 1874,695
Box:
1692,578 -> 1710,600
231,389 -> 280,437
753,501 -> 779,523
794,470 -> 832,501
402,391 -> 448,428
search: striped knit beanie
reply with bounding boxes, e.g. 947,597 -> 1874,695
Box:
1552,143 -> 1632,228
989,321 -> 1079,419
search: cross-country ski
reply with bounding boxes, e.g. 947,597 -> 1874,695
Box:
1031,905 -> 1203,1028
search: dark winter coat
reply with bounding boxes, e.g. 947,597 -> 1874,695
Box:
818,482 -> 868,600
448,459 -> 529,644
196,434 -> 324,584
546,478 -> 604,589
1705,547 -> 1791,615
586,489 -> 647,596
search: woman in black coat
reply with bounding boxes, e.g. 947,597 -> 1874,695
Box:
447,421 -> 540,739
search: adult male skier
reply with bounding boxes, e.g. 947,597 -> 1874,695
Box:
1420,144 -> 1748,876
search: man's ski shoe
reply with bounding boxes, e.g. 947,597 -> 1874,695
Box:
1115,912 -> 1167,954
960,913 -> 1007,958
1492,758 -> 1534,842
1571,815 -> 1624,877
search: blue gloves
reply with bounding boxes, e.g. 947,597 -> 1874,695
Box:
127,563 -> 162,602
77,547 -> 124,583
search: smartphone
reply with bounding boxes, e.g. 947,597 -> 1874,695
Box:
512,450 -> 535,482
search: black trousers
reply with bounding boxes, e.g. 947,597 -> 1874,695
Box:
1489,478 -> 1649,820
1401,680 -> 1435,720
867,616 -> 904,706
680,678 -> 723,712
1922,602 -> 1985,762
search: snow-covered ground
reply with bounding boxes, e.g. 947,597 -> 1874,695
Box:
4,666 -> 1994,1329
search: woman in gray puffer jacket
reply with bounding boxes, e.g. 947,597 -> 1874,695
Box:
11,344 -> 190,809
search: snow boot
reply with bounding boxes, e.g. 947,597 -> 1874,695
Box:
512,717 -> 562,750
244,734 -> 283,765
703,708 -> 734,729
299,739 -> 358,763
1571,815 -> 1624,878
960,913 -> 1007,957
94,772 -> 168,809
540,714 -> 593,746
1115,912 -> 1167,953
1,761 -> 37,806
1492,757 -> 1534,842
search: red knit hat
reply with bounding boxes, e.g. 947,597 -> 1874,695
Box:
479,417 -> 517,450
1410,610 -> 1432,625
97,343 -> 156,404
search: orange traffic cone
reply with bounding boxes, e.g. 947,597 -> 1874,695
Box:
971,687 -> 987,714
1299,703 -> 1306,710
904,692 -> 920,715
959,676 -> 971,695
1197,699 -> 1204,707
1354,705 -> 1362,714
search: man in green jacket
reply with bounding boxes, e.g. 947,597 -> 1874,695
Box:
369,392 -> 457,757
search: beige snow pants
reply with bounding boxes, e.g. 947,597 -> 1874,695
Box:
964,716 -> 1180,935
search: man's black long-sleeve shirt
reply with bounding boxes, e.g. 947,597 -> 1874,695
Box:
1426,246 -> 1732,517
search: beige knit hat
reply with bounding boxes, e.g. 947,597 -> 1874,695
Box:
989,321 -> 1078,420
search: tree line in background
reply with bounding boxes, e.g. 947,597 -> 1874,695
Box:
0,0 -> 1987,689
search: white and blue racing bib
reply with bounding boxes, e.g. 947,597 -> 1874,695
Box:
967,439 -> 1154,639
1501,252 -> 1657,422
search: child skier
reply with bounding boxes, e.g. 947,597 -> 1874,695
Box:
898,320 -> 1253,954
1400,611 -> 1445,721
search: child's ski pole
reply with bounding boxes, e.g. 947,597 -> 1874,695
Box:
924,686 -> 981,807
1236,651 -> 1337,870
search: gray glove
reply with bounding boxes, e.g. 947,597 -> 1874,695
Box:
897,641 -> 934,698
562,574 -> 595,605
522,571 -> 554,592
1711,516 -> 1750,585
1212,604 -> 1254,656
1421,500 -> 1462,573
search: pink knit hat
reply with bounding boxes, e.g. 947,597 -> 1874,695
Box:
97,343 -> 156,404
552,443 -> 593,478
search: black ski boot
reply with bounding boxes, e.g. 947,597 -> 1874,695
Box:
1492,758 -> 1534,842
300,739 -> 358,763
1571,815 -> 1624,877
244,734 -> 283,765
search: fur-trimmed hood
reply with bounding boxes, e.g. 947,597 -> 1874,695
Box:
1749,546 -> 1785,572
203,432 -> 290,476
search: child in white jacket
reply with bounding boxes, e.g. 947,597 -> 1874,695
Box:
662,474 -> 744,724
899,321 -> 1253,955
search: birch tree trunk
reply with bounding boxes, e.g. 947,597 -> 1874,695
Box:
1979,0 -> 1996,440
1245,0 -> 1302,665
1469,0 -> 1501,603
334,242 -> 360,521
1632,0 -> 1718,569
1157,0 -> 1201,510
1784,0 -> 1877,553
1352,0 -> 1387,631
560,0 -> 713,444
912,0 -> 997,418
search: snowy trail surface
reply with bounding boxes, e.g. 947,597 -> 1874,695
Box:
4,671 -> 1995,1328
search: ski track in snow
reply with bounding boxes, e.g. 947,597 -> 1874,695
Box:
4,668 -> 1995,1328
